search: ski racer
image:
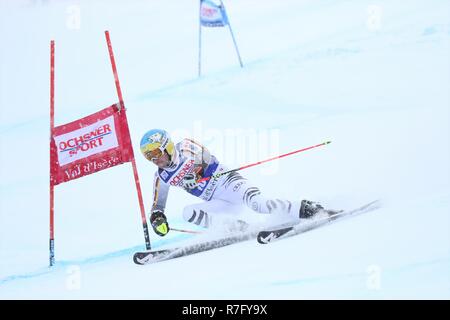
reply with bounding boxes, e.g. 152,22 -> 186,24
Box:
140,129 -> 326,237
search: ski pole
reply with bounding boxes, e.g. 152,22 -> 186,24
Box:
197,140 -> 331,184
170,227 -> 204,234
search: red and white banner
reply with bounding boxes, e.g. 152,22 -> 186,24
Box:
49,32 -> 151,267
200,0 -> 229,27
50,103 -> 134,185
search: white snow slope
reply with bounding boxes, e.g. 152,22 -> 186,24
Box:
0,0 -> 449,299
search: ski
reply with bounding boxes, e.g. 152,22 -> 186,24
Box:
133,229 -> 261,265
133,200 -> 381,264
257,200 -> 381,244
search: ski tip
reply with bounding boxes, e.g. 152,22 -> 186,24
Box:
366,199 -> 382,208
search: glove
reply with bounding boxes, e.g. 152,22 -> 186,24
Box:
150,210 -> 169,236
182,173 -> 199,190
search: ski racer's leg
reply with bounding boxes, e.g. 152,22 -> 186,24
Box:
182,199 -> 246,230
213,171 -> 305,219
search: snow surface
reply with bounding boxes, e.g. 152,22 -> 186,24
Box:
0,0 -> 449,299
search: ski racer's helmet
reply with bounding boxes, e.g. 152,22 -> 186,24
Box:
140,129 -> 175,162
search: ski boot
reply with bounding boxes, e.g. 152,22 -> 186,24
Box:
299,200 -> 325,219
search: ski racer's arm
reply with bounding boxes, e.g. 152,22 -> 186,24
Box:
150,172 -> 170,236
180,139 -> 212,175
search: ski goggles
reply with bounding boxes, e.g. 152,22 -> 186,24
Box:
144,148 -> 163,162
